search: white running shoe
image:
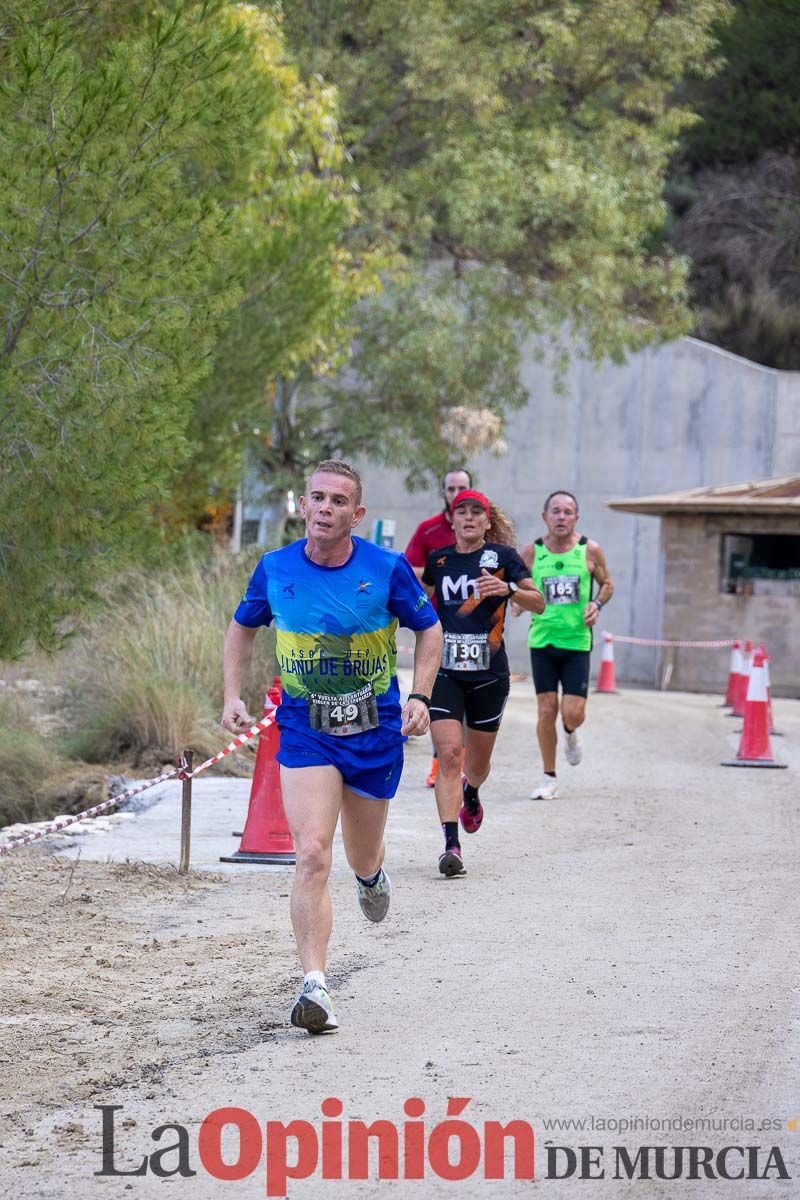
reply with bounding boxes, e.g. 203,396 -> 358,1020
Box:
356,868 -> 392,922
564,728 -> 583,766
290,981 -> 339,1034
530,776 -> 559,800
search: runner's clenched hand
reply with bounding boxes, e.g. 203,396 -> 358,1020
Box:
222,697 -> 254,734
583,600 -> 602,628
401,698 -> 430,737
475,568 -> 510,598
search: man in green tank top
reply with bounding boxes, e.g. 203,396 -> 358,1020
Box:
517,491 -> 614,799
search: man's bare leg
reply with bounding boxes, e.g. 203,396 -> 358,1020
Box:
561,695 -> 587,732
340,787 -> 393,922
536,692 -> 559,774
340,788 -> 389,879
280,764 -> 342,974
561,694 -> 587,766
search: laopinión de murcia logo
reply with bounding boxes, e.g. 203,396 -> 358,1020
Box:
95,1098 -> 534,1193
95,1100 -> 792,1192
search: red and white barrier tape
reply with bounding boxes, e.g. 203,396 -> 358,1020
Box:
607,634 -> 735,649
182,717 -> 273,779
0,717 -> 274,856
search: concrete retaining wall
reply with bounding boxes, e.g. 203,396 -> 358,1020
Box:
355,336 -> 800,689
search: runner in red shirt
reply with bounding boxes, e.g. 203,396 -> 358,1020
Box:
405,467 -> 472,582
405,467 -> 471,785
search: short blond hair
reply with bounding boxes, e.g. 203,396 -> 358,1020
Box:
306,459 -> 363,505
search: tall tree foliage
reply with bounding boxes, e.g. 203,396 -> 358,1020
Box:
0,1 -> 372,655
667,1 -> 800,367
680,0 -> 800,166
173,6 -> 384,525
252,0 -> 728,487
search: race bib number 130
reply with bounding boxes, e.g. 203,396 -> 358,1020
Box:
308,683 -> 379,737
442,632 -> 490,672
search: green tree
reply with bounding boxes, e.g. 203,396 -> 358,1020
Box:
251,0 -> 728,492
173,7 -> 385,525
669,154 -> 800,369
0,1 -> 373,655
680,0 -> 800,165
249,269 -> 527,503
666,1 -> 800,367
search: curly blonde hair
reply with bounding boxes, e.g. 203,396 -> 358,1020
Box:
487,503 -> 516,546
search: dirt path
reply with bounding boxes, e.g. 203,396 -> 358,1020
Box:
1,685 -> 798,1198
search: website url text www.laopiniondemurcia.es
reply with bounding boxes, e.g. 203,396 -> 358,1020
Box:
541,1113 -> 786,1135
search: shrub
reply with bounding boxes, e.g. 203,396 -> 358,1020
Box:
55,552 -> 275,768
0,691 -> 107,830
0,690 -> 65,826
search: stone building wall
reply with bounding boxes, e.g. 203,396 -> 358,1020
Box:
661,514 -> 800,697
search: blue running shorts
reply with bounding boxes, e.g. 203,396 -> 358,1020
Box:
277,724 -> 404,800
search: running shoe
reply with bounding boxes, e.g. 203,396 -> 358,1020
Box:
459,778 -> 484,834
530,776 -> 559,800
290,980 -> 339,1034
564,728 -> 583,766
438,846 -> 466,877
425,757 -> 439,787
356,868 -> 392,923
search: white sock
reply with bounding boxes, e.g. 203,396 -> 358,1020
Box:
305,970 -> 326,990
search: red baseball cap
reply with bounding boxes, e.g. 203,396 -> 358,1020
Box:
451,489 -> 491,516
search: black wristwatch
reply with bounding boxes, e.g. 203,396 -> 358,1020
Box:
593,598 -> 604,610
506,581 -> 519,598
408,692 -> 431,708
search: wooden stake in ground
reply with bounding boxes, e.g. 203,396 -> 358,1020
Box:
179,750 -> 193,874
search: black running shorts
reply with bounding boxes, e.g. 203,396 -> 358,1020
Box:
530,645 -> 591,697
429,671 -> 510,733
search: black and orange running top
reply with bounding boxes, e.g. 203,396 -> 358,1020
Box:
422,541 -> 529,679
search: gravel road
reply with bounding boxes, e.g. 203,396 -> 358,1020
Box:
1,682 -> 798,1198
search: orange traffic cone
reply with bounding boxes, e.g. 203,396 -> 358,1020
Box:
730,639 -> 752,717
722,648 -> 786,769
722,639 -> 743,708
760,644 -> 783,736
220,677 -> 296,864
594,633 -> 618,693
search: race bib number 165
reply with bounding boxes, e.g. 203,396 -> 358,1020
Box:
543,574 -> 579,605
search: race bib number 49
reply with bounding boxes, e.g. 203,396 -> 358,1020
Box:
442,632 -> 490,672
308,683 -> 379,737
543,574 -> 580,605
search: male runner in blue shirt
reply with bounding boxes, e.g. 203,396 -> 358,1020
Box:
222,459 -> 442,1035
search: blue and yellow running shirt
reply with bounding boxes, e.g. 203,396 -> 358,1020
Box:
233,536 -> 438,745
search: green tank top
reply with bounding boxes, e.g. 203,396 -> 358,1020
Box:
529,536 -> 593,651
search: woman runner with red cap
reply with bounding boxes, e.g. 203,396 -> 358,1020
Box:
422,490 -> 543,876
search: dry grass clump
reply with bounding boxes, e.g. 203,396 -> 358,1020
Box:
0,691 -> 60,826
55,552 -> 275,768
0,691 -> 104,827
